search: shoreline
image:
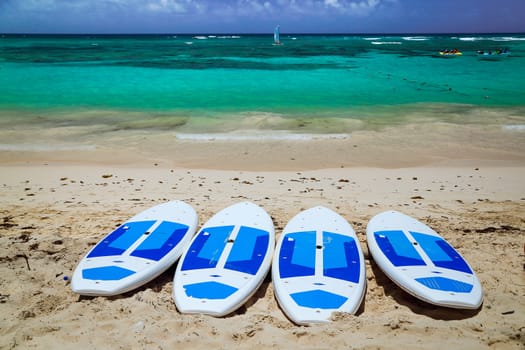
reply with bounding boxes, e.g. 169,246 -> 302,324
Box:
1,119 -> 525,171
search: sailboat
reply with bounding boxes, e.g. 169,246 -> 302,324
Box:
273,25 -> 281,45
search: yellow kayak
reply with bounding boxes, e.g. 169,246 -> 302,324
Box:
439,51 -> 462,57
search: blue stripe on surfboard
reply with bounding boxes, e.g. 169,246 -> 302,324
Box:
279,231 -> 316,278
415,277 -> 473,293
374,230 -> 426,267
225,226 -> 269,275
87,220 -> 156,258
410,231 -> 473,274
130,221 -> 190,261
180,226 -> 234,271
290,289 -> 348,309
183,281 -> 238,299
82,266 -> 135,280
323,232 -> 361,283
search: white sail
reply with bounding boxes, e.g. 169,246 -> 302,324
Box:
274,25 -> 280,44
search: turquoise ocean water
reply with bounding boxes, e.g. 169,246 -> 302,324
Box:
1,33 -> 525,144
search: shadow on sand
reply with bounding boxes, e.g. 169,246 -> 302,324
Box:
369,259 -> 482,320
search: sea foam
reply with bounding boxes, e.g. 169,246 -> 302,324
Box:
402,36 -> 429,41
371,41 -> 402,45
503,125 -> 525,131
175,132 -> 350,141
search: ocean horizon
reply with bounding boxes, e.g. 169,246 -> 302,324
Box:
2,31 -> 524,35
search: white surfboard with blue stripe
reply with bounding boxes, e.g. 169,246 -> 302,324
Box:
71,201 -> 198,296
367,210 -> 483,309
272,206 -> 366,325
173,201 -> 275,316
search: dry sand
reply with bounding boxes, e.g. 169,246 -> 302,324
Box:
1,134 -> 524,349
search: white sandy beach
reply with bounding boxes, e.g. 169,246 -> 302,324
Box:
1,127 -> 524,349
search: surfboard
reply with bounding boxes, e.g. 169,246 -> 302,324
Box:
173,201 -> 275,316
366,210 -> 483,309
272,206 -> 366,325
71,200 -> 198,296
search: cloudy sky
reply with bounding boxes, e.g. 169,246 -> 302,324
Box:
0,0 -> 524,34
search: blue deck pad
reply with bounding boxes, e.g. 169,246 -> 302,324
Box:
180,225 -> 234,271
323,232 -> 361,283
130,221 -> 190,261
410,231 -> 473,274
224,226 -> 269,275
87,220 -> 156,258
290,289 -> 348,309
279,231 -> 316,278
415,277 -> 474,293
183,281 -> 238,299
374,230 -> 426,267
82,266 -> 135,281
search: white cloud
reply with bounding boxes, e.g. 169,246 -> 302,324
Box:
350,0 -> 380,14
144,0 -> 195,13
276,0 -> 385,16
0,0 -> 390,30
2,0 -> 387,16
325,0 -> 341,9
2,0 -> 196,14
322,0 -> 382,15
235,0 -> 274,14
